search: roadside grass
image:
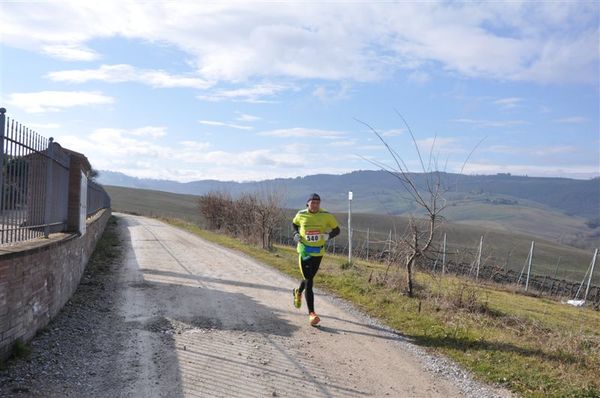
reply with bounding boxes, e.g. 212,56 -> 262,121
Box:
88,216 -> 122,271
166,217 -> 600,398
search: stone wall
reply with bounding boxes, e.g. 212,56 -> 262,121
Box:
0,208 -> 111,360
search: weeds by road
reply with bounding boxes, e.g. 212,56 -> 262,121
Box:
168,217 -> 600,398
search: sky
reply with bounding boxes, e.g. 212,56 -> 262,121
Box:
0,1 -> 599,182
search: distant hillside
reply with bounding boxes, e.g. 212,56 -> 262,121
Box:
99,170 -> 600,249
99,170 -> 599,216
105,185 -> 599,285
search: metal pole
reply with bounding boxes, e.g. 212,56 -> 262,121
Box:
348,191 -> 353,264
525,241 -> 534,291
476,235 -> 483,281
584,248 -> 598,301
552,257 -> 561,279
442,232 -> 447,275
0,108 -> 5,244
43,138 -> 54,238
366,228 -> 370,262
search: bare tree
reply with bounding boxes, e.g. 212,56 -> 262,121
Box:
198,189 -> 285,250
358,113 -> 483,296
254,189 -> 285,250
357,114 -> 449,297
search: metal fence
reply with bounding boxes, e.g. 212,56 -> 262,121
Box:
87,180 -> 111,216
0,108 -> 110,245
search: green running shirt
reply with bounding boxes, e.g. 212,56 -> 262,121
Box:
292,208 -> 339,256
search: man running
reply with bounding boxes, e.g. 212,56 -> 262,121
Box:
292,193 -> 340,325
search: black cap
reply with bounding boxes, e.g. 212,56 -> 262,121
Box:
307,193 -> 321,203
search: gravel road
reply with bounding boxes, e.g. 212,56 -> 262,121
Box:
0,214 -> 514,397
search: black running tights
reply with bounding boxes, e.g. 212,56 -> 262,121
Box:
298,255 -> 323,313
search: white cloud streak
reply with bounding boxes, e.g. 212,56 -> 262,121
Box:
236,113 -> 261,122
42,44 -> 100,61
259,128 -> 345,139
553,116 -> 589,124
198,120 -> 253,130
198,84 -> 291,103
486,144 -> 578,157
47,64 -> 212,89
6,90 -> 114,113
493,97 -> 523,109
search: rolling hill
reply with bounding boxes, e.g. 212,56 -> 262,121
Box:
105,185 -> 599,285
99,170 -> 600,250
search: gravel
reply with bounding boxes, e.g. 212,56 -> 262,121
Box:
319,289 -> 514,398
0,233 -> 130,397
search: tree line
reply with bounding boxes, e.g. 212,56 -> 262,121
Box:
198,190 -> 284,250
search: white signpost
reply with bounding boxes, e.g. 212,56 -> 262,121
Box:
348,191 -> 353,264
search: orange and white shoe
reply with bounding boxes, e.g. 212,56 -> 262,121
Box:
309,312 -> 320,326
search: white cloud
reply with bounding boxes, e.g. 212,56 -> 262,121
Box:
1,2 -> 596,85
329,140 -> 357,147
486,144 -> 578,157
554,116 -> 588,124
452,118 -> 528,128
236,113 -> 261,122
128,126 -> 167,138
6,91 -> 114,113
180,141 -> 211,151
312,83 -> 351,102
493,97 -> 523,109
198,84 -> 291,103
55,124 -> 324,181
198,120 -> 253,130
47,64 -> 212,89
259,127 -> 345,139
42,44 -> 100,61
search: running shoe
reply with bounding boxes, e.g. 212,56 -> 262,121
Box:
309,312 -> 320,326
293,288 -> 302,309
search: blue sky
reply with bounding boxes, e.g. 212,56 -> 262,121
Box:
0,1 -> 598,182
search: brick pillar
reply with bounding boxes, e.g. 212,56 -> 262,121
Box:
67,155 -> 90,233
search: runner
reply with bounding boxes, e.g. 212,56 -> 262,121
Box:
292,193 -> 340,325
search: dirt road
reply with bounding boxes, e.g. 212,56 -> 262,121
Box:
1,214 -> 513,397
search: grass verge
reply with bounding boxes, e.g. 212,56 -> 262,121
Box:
89,216 -> 122,269
166,217 -> 600,398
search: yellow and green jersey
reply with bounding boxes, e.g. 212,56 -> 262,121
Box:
292,208 -> 339,256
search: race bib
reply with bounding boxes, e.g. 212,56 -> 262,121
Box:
305,229 -> 320,242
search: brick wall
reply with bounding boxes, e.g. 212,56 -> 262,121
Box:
0,208 -> 111,360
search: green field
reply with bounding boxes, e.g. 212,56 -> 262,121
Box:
106,185 -> 203,223
105,185 -> 599,284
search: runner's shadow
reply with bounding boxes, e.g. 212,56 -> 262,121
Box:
317,314 -> 414,343
138,268 -> 290,293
